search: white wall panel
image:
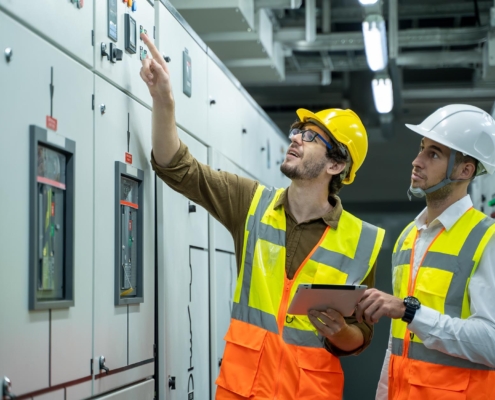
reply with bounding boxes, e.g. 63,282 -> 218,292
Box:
156,129 -> 209,400
207,57 -> 244,164
0,0 -> 93,66
95,366 -> 154,398
0,11 -> 92,395
94,0 -> 154,106
210,149 -> 239,253
33,389 -> 64,400
66,381 -> 92,400
179,131 -> 209,249
93,76 -> 154,396
98,379 -> 154,400
156,2 -> 208,142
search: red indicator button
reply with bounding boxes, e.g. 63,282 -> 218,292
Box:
125,152 -> 133,164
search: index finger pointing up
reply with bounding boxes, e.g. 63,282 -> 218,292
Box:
140,33 -> 164,66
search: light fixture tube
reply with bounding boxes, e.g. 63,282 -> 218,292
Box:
359,0 -> 379,4
372,77 -> 394,114
362,15 -> 388,71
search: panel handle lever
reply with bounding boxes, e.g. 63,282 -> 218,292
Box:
2,376 -> 16,399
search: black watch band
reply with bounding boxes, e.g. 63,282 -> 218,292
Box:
402,296 -> 421,324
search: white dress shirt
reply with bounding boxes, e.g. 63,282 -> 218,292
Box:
376,195 -> 495,400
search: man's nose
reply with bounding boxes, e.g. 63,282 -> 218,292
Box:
290,132 -> 303,144
412,154 -> 423,169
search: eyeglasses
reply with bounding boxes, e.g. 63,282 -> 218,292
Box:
288,128 -> 334,152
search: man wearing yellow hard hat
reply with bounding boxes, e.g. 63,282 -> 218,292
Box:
140,33 -> 384,400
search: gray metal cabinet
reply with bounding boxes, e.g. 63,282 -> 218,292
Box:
0,11 -> 93,396
0,0 -> 94,66
156,128 -> 209,400
97,379 -> 154,400
94,0 -> 155,106
93,76 -> 155,395
156,2 -> 209,143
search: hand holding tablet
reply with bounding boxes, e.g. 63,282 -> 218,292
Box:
287,284 -> 367,316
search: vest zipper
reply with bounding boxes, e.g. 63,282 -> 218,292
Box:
397,227 -> 444,398
272,227 -> 329,400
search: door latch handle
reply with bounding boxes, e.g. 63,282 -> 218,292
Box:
99,356 -> 110,375
2,376 -> 16,399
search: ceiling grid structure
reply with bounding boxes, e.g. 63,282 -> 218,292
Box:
169,0 -> 495,202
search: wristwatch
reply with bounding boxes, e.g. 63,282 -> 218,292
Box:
402,296 -> 421,324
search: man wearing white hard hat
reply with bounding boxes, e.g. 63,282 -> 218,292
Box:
354,104 -> 495,399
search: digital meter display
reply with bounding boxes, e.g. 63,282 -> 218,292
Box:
125,14 -> 137,54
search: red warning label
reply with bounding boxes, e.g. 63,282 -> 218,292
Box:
125,152 -> 133,164
46,116 -> 58,131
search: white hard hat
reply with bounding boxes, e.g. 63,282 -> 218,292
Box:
405,104 -> 495,175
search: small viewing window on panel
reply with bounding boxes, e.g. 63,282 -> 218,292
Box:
29,125 -> 75,310
115,162 -> 144,305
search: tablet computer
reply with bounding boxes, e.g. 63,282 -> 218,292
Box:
287,284 -> 367,316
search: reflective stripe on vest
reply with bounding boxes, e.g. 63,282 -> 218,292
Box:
392,338 -> 493,371
391,209 -> 495,369
233,185 -> 385,348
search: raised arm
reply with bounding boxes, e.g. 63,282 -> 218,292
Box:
139,33 -> 180,167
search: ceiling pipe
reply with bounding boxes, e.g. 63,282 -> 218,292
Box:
305,0 -> 316,43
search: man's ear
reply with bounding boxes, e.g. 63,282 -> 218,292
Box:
327,161 -> 346,177
457,161 -> 476,180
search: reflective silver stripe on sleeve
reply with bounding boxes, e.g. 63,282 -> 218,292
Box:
393,338 -> 495,371
282,326 -> 325,348
231,302 -> 279,334
310,220 -> 379,284
240,187 -> 279,307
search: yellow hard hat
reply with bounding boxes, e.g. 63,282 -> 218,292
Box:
296,108 -> 368,184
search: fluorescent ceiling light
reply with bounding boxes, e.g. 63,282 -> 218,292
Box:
362,15 -> 388,71
372,77 -> 394,114
359,0 -> 379,4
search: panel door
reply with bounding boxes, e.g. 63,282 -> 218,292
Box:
156,2 -> 208,142
97,379 -> 154,400
93,76 -> 154,394
210,149 -> 238,254
156,129 -> 209,399
94,0 -> 155,106
207,57 -> 244,165
0,11 -> 93,395
0,0 -> 94,66
240,100 -> 263,180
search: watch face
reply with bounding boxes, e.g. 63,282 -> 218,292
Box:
405,296 -> 421,309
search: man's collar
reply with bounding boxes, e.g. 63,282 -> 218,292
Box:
275,188 -> 343,229
415,195 -> 473,231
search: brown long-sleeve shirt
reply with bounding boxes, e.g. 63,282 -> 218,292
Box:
151,141 -> 375,356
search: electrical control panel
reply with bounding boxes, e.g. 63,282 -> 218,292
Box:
115,162 -> 144,305
96,0 -> 155,106
29,126 -> 75,310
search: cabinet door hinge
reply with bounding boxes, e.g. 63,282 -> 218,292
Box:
92,94 -> 95,110
91,30 -> 94,46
